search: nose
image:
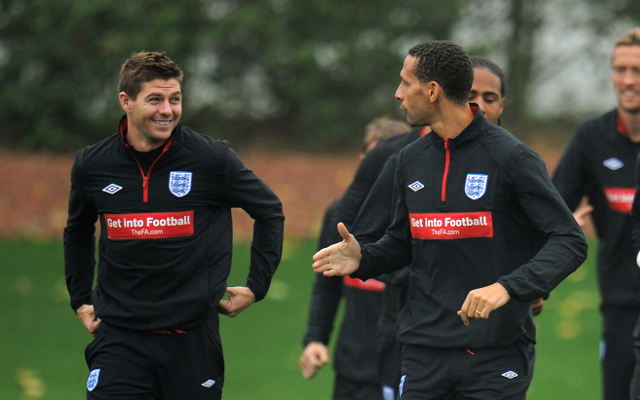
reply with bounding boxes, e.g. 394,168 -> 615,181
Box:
623,71 -> 638,86
159,99 -> 172,114
476,99 -> 487,114
395,83 -> 403,100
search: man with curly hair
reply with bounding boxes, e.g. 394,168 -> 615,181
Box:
312,40 -> 587,400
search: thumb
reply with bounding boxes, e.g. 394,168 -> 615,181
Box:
337,222 -> 352,241
319,349 -> 330,364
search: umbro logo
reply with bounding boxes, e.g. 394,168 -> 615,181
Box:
201,379 -> 216,388
603,158 -> 623,170
408,181 -> 425,192
102,184 -> 123,195
502,371 -> 518,379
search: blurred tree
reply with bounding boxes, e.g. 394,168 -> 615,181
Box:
0,0 -> 207,152
186,0 -> 460,151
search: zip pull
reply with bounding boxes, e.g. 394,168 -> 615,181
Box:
142,176 -> 149,202
442,138 -> 450,202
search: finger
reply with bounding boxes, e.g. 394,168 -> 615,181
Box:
322,269 -> 337,277
312,247 -> 331,262
578,205 -> 594,216
336,222 -> 351,241
465,297 -> 480,318
217,300 -> 232,315
474,299 -> 487,319
457,310 -> 469,326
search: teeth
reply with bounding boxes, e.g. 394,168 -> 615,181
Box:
153,120 -> 171,125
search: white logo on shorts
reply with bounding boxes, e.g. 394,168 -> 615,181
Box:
502,370 -> 518,379
201,379 -> 216,388
383,385 -> 395,400
87,369 -> 101,391
399,374 -> 407,398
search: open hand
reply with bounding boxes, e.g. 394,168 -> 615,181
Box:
312,223 -> 362,277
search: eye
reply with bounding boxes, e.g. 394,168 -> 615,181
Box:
484,95 -> 498,104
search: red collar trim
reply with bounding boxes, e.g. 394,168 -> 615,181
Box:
420,127 -> 429,137
617,110 -> 628,138
119,116 -> 129,139
470,104 -> 479,116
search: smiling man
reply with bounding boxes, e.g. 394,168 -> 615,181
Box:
64,51 -> 284,400
553,27 -> 640,400
312,40 -> 587,400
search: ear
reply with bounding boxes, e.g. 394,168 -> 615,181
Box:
119,92 -> 130,113
426,81 -> 441,104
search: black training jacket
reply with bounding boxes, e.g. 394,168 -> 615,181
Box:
553,109 -> 640,307
334,128 -> 425,230
303,199 -> 384,385
352,109 -> 587,349
64,117 -> 284,330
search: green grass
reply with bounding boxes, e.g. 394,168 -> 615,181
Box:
0,238 -> 603,399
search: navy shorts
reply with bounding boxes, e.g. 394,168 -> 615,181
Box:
399,342 -> 532,400
85,314 -> 224,400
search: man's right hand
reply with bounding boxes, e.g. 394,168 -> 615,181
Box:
76,304 -> 101,337
573,205 -> 593,229
300,342 -> 330,379
312,223 -> 362,277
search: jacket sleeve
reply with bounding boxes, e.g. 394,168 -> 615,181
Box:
352,155 -> 413,281
63,149 -> 98,312
336,143 -> 394,229
631,154 -> 640,257
302,200 -> 344,346
352,154 -> 410,285
222,147 -> 285,302
551,128 -> 590,211
498,146 -> 588,302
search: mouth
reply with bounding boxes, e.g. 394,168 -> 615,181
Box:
151,118 -> 173,126
621,89 -> 639,100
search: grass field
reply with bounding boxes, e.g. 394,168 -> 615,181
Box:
0,238 -> 603,399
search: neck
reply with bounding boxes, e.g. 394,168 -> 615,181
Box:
430,103 -> 475,139
618,107 -> 640,143
126,131 -> 168,152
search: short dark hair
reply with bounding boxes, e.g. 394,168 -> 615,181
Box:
407,41 -> 474,106
470,56 -> 506,98
118,51 -> 183,100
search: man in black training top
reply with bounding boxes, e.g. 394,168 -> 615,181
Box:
64,51 -> 284,400
352,56 -> 545,400
313,40 -> 587,400
553,27 -> 640,400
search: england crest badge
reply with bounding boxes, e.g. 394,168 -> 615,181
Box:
465,174 -> 488,200
169,171 -> 192,198
87,369 -> 100,392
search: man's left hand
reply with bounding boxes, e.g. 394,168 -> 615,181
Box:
457,282 -> 510,326
218,286 -> 256,318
